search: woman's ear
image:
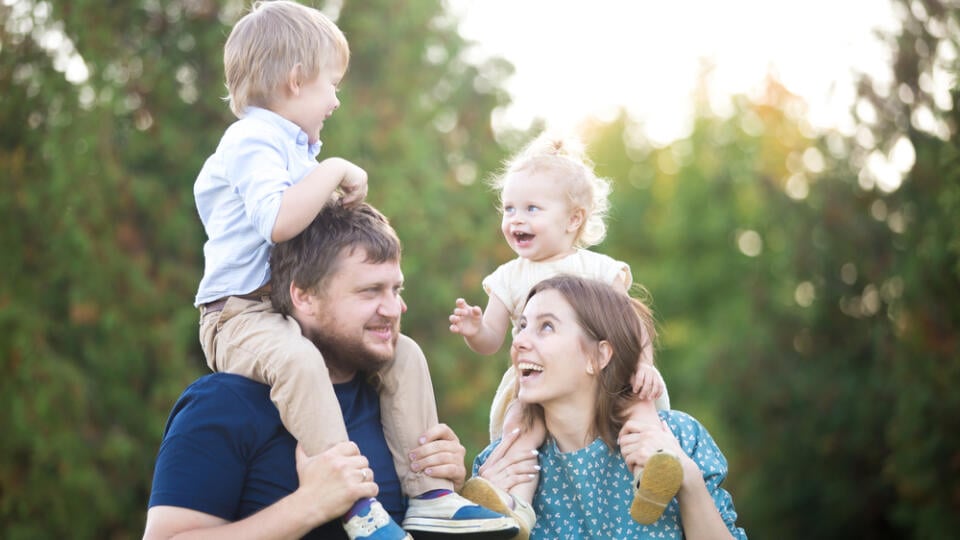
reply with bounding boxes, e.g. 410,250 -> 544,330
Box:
586,340 -> 613,376
596,340 -> 613,371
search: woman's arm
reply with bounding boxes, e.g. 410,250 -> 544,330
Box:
618,418 -> 744,540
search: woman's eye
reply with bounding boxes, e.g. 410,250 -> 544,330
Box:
540,322 -> 553,332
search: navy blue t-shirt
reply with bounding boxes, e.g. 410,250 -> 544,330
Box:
148,373 -> 404,538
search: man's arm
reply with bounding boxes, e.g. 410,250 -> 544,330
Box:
143,443 -> 376,540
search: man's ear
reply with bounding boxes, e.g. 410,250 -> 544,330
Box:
289,282 -> 315,314
567,207 -> 586,234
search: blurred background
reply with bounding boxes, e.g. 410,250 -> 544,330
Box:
2,0 -> 958,538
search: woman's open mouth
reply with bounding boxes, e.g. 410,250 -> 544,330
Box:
517,361 -> 543,378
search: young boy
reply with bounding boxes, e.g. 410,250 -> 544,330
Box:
193,2 -> 515,539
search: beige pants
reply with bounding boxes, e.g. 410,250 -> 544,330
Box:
199,295 -> 448,495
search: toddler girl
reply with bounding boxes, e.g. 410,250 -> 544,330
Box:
450,133 -> 681,536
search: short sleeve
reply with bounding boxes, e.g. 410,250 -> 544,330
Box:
148,380 -> 258,520
664,411 -> 747,539
481,262 -> 519,318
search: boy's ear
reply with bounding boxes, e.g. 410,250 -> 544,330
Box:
567,207 -> 586,233
286,63 -> 303,95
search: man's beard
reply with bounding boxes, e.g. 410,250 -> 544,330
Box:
308,318 -> 399,376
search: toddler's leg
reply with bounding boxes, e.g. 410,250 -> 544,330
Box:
500,401 -> 543,506
460,396 -> 541,540
208,297 -> 348,455
488,368 -> 519,441
380,336 -> 519,537
623,397 -> 683,525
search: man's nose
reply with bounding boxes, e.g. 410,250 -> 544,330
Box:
379,294 -> 403,317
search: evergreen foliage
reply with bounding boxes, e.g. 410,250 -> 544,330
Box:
1,0 -> 957,538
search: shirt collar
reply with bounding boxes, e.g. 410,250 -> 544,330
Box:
244,106 -> 322,157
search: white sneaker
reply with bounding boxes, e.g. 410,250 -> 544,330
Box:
402,491 -> 519,538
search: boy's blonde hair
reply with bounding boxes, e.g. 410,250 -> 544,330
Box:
224,0 -> 349,118
491,133 -> 612,248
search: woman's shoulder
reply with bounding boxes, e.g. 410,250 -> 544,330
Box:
659,410 -> 714,444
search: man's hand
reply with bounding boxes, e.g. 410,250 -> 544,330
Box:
449,298 -> 484,337
408,424 -> 467,490
295,441 -> 378,524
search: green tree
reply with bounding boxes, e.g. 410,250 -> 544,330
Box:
1,0 -> 512,536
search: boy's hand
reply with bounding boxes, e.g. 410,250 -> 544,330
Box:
449,298 -> 483,337
631,362 -> 665,401
337,161 -> 368,207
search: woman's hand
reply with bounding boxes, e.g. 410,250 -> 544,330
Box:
618,419 -> 697,483
478,427 -> 541,493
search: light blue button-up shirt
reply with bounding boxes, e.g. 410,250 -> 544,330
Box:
194,107 -> 322,306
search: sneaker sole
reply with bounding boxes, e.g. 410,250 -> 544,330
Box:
402,516 -> 519,537
630,452 -> 684,525
459,477 -> 530,540
406,531 -> 518,540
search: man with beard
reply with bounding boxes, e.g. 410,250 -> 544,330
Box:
144,203 -> 517,540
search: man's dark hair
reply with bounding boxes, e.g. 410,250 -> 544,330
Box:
270,203 -> 401,316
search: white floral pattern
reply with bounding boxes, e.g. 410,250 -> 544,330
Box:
474,410 -> 747,539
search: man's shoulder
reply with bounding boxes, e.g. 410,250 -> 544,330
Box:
173,373 -> 276,423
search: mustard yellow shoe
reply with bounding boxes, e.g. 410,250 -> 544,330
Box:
630,450 -> 684,525
460,476 -> 535,540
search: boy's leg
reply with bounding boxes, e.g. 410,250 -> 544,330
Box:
204,296 -> 348,455
379,335 -> 519,537
204,297 -> 408,539
377,334 -> 447,494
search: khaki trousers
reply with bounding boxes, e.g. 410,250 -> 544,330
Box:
199,295 -> 448,495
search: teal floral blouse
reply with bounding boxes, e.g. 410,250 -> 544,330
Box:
474,410 -> 747,539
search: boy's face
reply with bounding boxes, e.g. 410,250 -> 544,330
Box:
285,62 -> 344,144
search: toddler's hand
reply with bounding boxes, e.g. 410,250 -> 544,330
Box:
338,161 -> 368,207
449,298 -> 483,337
631,362 -> 664,401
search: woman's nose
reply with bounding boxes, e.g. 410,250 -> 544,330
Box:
511,328 -> 531,351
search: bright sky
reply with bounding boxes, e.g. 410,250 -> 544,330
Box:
449,0 -> 900,145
